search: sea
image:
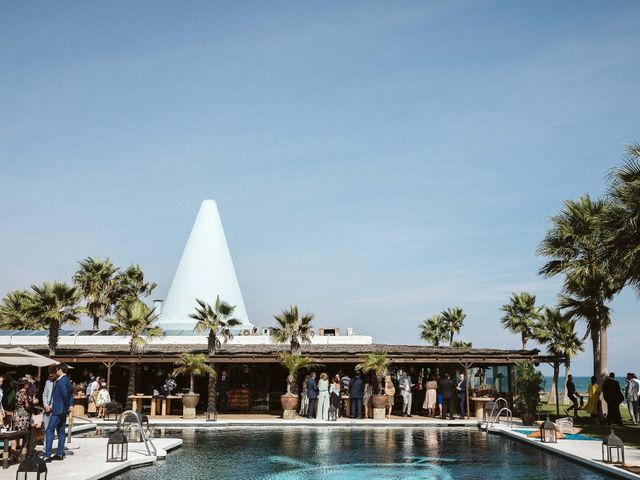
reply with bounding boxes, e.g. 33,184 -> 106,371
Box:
542,376 -> 626,395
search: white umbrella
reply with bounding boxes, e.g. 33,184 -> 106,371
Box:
0,347 -> 58,367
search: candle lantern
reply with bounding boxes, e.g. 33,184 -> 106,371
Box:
539,415 -> 557,443
206,406 -> 218,422
602,429 -> 625,464
106,428 -> 129,462
16,453 -> 47,480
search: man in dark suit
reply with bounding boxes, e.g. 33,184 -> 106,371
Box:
44,363 -> 74,462
350,374 -> 364,419
306,373 -> 317,418
439,373 -> 455,420
603,372 -> 624,426
456,373 -> 467,419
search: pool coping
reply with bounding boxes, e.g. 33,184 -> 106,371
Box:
487,424 -> 640,480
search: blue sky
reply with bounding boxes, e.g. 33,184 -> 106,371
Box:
1,1 -> 639,375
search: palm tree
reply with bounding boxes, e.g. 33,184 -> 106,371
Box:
0,290 -> 39,330
537,194 -> 619,377
440,307 -> 466,347
73,257 -> 118,329
112,264 -> 157,308
605,142 -> 640,292
419,315 -> 447,346
500,292 -> 542,350
30,282 -> 83,355
107,300 -> 163,408
535,307 -> 584,417
279,353 -> 320,396
190,296 -> 241,411
172,353 -> 214,394
272,305 -> 314,355
451,340 -> 473,348
356,349 -> 391,394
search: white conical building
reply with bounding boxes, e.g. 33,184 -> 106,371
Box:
158,199 -> 252,332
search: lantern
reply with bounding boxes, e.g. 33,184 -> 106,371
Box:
539,415 -> 557,443
106,428 -> 128,462
206,406 -> 218,422
602,429 -> 625,464
328,406 -> 338,421
16,453 -> 47,480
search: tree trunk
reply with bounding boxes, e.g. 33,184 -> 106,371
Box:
562,362 -> 571,406
521,333 -> 527,351
207,368 -> 217,411
92,315 -> 100,330
190,374 -> 195,393
551,362 -> 560,418
48,319 -> 59,356
208,331 -> 215,356
125,363 -> 137,410
292,340 -> 301,356
599,326 -> 608,378
590,328 -> 600,379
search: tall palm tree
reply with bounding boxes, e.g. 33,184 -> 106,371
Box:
190,296 -> 241,411
606,143 -> 640,291
112,264 -> 157,308
0,289 -> 39,330
535,307 -> 584,417
272,305 -> 314,355
73,257 -> 118,329
537,194 -> 619,377
419,315 -> 447,346
107,300 -> 163,409
30,282 -> 83,355
440,307 -> 466,347
500,292 -> 542,350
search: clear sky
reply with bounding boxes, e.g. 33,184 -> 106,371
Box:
1,1 -> 639,375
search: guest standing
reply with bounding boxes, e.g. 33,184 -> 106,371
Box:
625,373 -> 640,424
439,374 -> 454,420
306,373 -> 317,419
96,384 -> 111,418
42,366 -> 57,429
13,378 -> 31,431
423,375 -> 438,417
44,363 -> 74,462
456,373 -> 467,419
581,376 -> 601,423
316,373 -> 330,420
363,379 -> 372,419
330,375 -> 341,419
384,375 -> 395,418
400,372 -> 413,417
350,373 -> 364,419
602,372 -> 624,426
299,374 -> 310,417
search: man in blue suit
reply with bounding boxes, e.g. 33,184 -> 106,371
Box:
306,373 -> 317,419
44,363 -> 74,462
350,373 -> 364,419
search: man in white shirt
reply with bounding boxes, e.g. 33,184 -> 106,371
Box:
626,372 -> 640,424
42,365 -> 58,429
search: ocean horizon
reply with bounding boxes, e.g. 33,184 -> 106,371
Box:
543,376 -> 626,394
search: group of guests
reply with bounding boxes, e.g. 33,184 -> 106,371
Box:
85,372 -> 111,418
297,370 -> 468,420
0,364 -> 75,462
566,372 -> 640,426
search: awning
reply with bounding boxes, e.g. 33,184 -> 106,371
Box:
0,347 -> 59,367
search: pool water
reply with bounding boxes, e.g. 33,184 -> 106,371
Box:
115,427 -> 610,480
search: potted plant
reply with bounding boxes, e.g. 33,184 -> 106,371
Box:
172,353 -> 214,419
279,352 -> 319,416
356,349 -> 391,409
514,361 -> 544,426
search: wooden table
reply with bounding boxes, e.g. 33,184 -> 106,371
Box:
72,396 -> 86,416
471,397 -> 493,419
129,395 -> 182,416
0,430 -> 29,469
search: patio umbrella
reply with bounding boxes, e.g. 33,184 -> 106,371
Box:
0,347 -> 58,367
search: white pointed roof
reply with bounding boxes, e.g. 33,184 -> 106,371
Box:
158,200 -> 252,331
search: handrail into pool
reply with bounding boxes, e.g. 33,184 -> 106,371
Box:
117,410 -> 157,457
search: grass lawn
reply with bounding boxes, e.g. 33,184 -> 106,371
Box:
539,402 -> 640,448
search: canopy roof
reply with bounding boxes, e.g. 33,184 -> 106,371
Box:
0,347 -> 58,367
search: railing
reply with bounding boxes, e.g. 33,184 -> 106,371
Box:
116,410 -> 157,457
484,397 -> 513,429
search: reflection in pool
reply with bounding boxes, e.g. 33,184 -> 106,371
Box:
113,427 -> 609,480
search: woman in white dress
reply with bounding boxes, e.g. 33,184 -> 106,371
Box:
316,373 -> 330,420
423,375 -> 438,417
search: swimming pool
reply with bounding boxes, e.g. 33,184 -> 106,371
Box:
114,427 -> 610,479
